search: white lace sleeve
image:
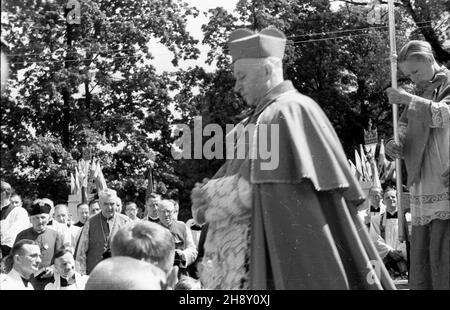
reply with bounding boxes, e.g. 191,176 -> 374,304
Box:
429,100 -> 450,128
408,95 -> 450,128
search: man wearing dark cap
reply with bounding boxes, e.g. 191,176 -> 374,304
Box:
14,199 -> 65,290
191,28 -> 394,289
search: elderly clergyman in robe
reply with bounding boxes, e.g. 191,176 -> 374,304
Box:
76,189 -> 130,275
191,27 -> 395,289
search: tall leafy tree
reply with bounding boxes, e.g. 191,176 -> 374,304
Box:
1,0 -> 199,205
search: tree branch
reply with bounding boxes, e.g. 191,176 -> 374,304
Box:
336,0 -> 403,6
400,0 -> 450,63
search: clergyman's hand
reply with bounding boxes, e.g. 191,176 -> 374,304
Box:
385,140 -> 403,159
41,267 -> 54,278
386,87 -> 414,106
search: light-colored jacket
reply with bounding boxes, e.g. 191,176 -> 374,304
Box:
0,207 -> 31,248
0,268 -> 34,290
44,272 -> 88,290
48,221 -> 74,247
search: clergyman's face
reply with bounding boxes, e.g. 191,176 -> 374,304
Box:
125,204 -> 138,220
233,59 -> 268,107
55,252 -> 76,279
157,202 -> 175,227
90,202 -> 101,216
399,57 -> 434,85
10,196 -> 22,208
383,190 -> 397,213
101,196 -> 117,219
369,189 -> 382,206
54,207 -> 69,225
146,198 -> 159,216
30,213 -> 50,232
77,204 -> 90,223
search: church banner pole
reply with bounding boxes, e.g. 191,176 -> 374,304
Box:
388,0 -> 405,242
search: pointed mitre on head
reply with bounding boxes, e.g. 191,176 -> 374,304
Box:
227,27 -> 287,63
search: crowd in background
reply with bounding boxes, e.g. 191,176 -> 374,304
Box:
0,180 -> 204,290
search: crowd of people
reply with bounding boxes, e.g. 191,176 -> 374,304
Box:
0,182 -> 203,290
0,27 -> 448,291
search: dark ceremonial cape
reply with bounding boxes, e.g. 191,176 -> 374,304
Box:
212,81 -> 395,289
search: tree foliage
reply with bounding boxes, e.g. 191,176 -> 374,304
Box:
1,0 -> 199,208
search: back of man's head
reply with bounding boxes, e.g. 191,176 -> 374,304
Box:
111,221 -> 175,273
85,256 -> 167,290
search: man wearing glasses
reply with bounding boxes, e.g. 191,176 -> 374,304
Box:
157,199 -> 197,277
0,239 -> 42,290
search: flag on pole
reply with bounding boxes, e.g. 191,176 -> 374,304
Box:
370,156 -> 382,190
145,165 -> 154,200
378,139 -> 388,180
70,173 -> 76,195
348,159 -> 361,181
355,150 -> 364,180
360,145 -> 371,181
74,167 -> 81,195
94,161 -> 107,191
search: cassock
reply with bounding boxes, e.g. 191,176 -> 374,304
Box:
193,81 -> 395,290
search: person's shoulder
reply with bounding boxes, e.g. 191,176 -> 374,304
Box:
0,273 -> 13,289
116,213 -> 132,223
76,272 -> 89,284
86,213 -> 100,225
262,91 -> 319,121
174,220 -> 188,230
11,206 -> 29,216
116,213 -> 131,220
45,225 -> 62,237
0,272 -> 8,282
175,220 -> 187,227
16,227 -> 32,238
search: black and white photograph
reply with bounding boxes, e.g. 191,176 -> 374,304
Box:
0,0 -> 449,296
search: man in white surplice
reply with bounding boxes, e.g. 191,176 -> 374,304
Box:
370,187 -> 408,277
